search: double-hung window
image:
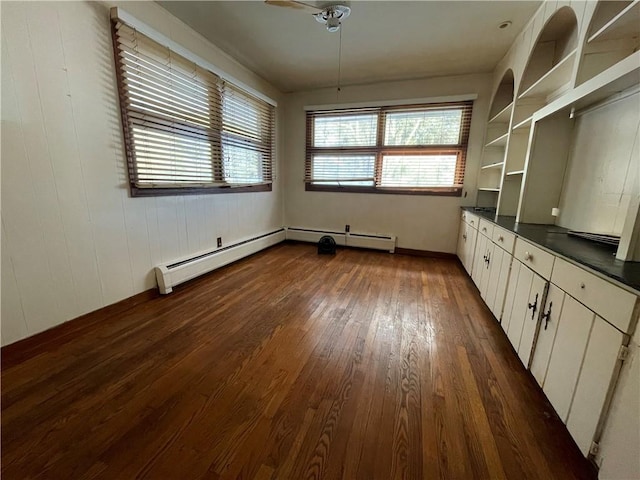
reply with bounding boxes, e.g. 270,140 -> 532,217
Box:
305,102 -> 473,195
112,17 -> 275,196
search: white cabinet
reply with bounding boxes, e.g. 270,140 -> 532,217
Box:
471,229 -> 490,288
485,242 -> 512,320
542,295 -> 595,422
530,283 -> 565,386
457,216 -> 477,275
457,208 -> 639,463
567,319 -> 625,456
532,285 -> 629,457
503,260 -> 547,366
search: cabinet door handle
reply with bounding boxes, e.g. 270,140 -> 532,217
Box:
541,301 -> 553,330
524,251 -> 532,261
482,227 -> 487,233
463,234 -> 467,240
527,293 -> 538,320
580,282 -> 585,289
498,236 -> 504,242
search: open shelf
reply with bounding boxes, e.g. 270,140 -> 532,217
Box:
588,0 -> 640,43
489,102 -> 514,124
481,162 -> 504,170
536,51 -> 640,121
506,170 -> 525,176
512,116 -> 533,131
485,132 -> 509,148
519,50 -> 577,100
478,187 -> 501,192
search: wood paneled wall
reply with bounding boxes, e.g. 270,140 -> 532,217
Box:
0,1 -> 284,346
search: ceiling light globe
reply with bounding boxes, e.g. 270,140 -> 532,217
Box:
327,17 -> 340,32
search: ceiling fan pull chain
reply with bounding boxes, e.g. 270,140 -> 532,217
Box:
337,26 -> 342,100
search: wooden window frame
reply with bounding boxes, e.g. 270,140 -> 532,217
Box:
305,101 -> 473,196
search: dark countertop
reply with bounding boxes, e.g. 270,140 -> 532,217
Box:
462,207 -> 640,294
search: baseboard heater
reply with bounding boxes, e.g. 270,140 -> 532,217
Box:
155,229 -> 285,294
285,227 -> 396,253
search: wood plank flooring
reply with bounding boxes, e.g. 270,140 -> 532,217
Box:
1,243 -> 597,479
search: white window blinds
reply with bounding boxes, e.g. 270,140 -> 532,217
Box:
112,18 -> 275,195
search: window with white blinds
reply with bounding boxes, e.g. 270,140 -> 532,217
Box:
305,102 -> 473,195
112,18 -> 275,196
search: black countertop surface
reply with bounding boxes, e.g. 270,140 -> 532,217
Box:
462,207 -> 640,294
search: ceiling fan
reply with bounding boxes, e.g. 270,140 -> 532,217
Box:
265,0 -> 351,32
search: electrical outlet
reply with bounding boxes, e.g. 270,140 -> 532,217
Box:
217,237 -> 222,248
345,224 -> 350,233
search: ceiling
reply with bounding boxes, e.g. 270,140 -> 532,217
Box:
158,1 -> 541,93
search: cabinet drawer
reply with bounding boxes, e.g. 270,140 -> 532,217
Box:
551,257 -> 637,333
514,238 -> 555,280
463,212 -> 479,229
492,226 -> 516,253
479,219 -> 494,238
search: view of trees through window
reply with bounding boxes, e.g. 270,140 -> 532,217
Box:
305,102 -> 472,194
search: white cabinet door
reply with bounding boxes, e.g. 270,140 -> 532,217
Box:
567,318 -> 624,456
485,244 -> 512,321
506,262 -> 534,351
501,260 -> 521,334
465,225 -> 477,275
471,232 -> 488,287
543,295 -> 595,421
518,273 -> 547,367
457,218 -> 466,266
484,243 -> 503,310
479,239 -> 493,301
492,247 -> 512,321
530,284 -> 566,386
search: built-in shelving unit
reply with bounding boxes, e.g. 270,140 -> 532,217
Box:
518,50 -> 577,100
485,133 -> 509,147
588,0 -> 640,43
496,7 -> 580,218
512,116 -> 533,131
494,0 -> 640,261
489,102 -> 514,124
481,162 -> 505,170
469,1 -> 640,471
577,0 -> 640,85
477,70 -> 515,208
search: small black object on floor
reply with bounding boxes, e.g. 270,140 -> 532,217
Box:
318,235 -> 337,255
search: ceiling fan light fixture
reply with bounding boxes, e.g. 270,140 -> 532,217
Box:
314,5 -> 351,32
326,16 -> 341,32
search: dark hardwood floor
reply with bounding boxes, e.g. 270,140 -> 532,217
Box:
1,243 -> 596,479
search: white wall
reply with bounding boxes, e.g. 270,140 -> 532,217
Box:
282,74 -> 492,252
0,1 -> 284,346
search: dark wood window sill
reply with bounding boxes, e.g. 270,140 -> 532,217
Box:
131,183 -> 272,197
304,183 -> 461,197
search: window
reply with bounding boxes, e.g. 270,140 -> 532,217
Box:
112,18 -> 275,196
305,102 -> 473,195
